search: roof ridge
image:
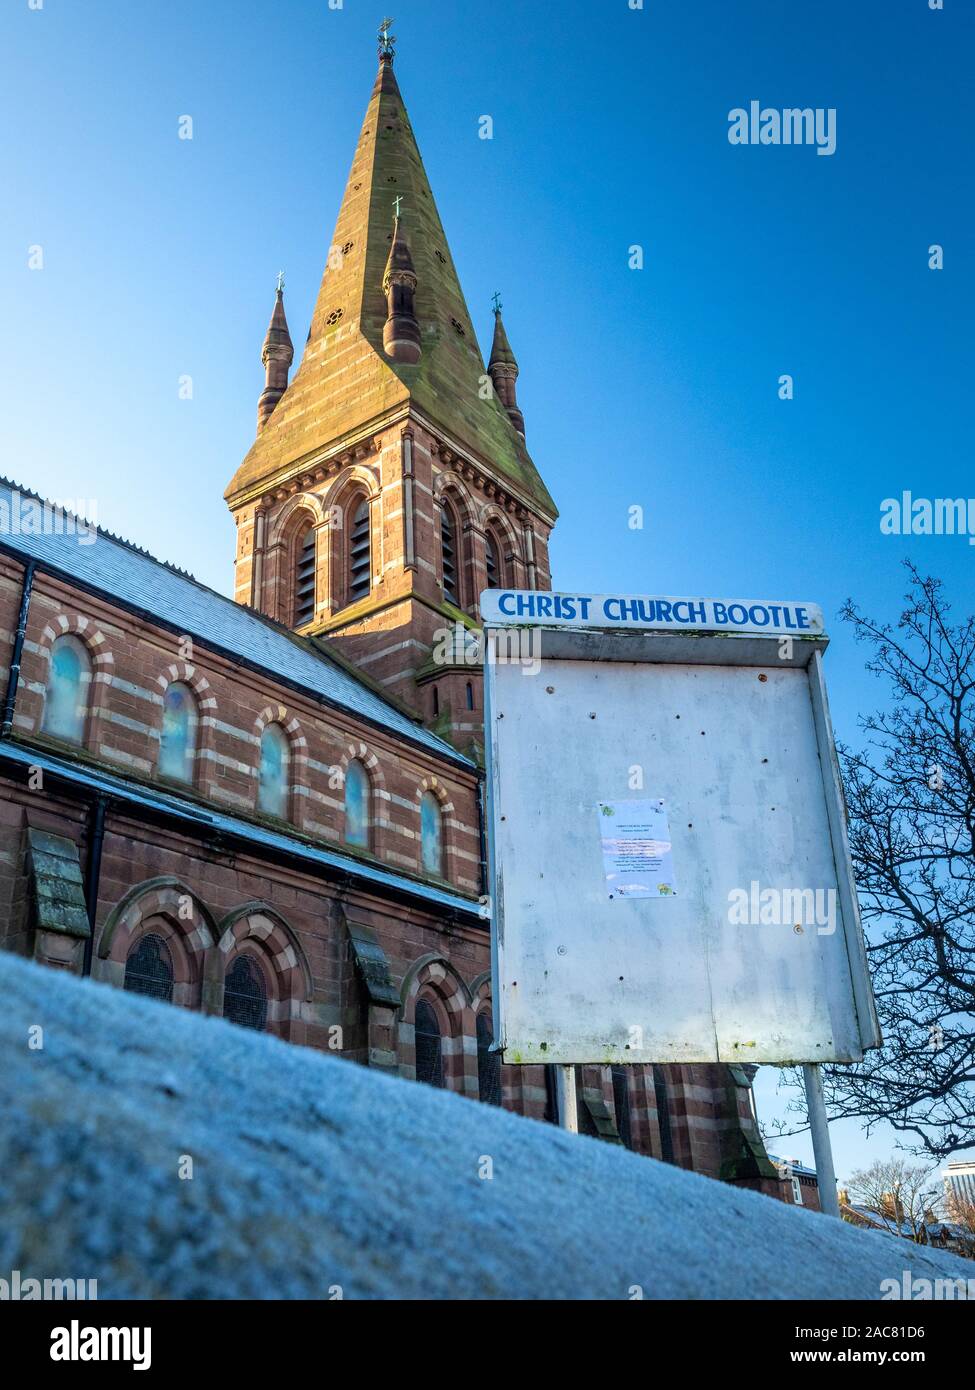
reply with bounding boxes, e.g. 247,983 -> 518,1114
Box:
0,475 -> 200,582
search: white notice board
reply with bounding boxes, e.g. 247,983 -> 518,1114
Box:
483,591 -> 881,1067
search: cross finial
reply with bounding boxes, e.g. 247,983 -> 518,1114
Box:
378,17 -> 396,60
492,291 -> 503,314
276,270 -> 285,295
392,194 -> 403,219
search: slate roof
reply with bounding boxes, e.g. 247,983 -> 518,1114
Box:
0,477 -> 474,770
0,739 -> 483,921
225,55 -> 556,519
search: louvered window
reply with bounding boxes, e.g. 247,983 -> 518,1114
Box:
485,531 -> 501,590
349,498 -> 371,602
414,998 -> 444,1087
224,955 -> 268,1032
294,526 -> 316,627
124,933 -> 174,1003
441,506 -> 459,605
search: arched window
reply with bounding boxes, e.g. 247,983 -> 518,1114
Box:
477,1012 -> 502,1106
257,723 -> 290,819
612,1065 -> 633,1149
420,791 -> 443,877
159,682 -> 197,784
414,997 -> 444,1087
224,954 -> 268,1032
294,523 -> 316,627
432,686 -> 439,717
123,933 -> 174,1003
485,529 -> 502,590
348,497 -> 371,603
41,634 -> 91,744
344,758 -> 369,848
441,504 -> 459,605
465,681 -> 474,711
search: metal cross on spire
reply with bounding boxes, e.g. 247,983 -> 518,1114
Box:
392,194 -> 403,219
378,17 -> 396,60
492,291 -> 503,314
276,270 -> 285,294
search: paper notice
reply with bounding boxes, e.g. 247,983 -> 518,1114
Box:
595,798 -> 677,898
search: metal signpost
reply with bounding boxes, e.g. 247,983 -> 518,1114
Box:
482,590 -> 881,1218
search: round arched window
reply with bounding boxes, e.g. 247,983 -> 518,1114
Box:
420,791 -> 443,877
414,997 -> 444,1087
123,933 -> 174,1003
258,723 -> 290,818
224,954 -> 268,1032
41,635 -> 91,744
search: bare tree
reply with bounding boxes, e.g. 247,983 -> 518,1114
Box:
820,563 -> 975,1158
844,1158 -> 939,1242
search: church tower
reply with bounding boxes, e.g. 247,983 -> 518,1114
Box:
225,25 -> 557,755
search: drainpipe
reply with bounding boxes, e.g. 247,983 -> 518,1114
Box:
82,795 -> 106,977
1,559 -> 36,737
476,777 -> 488,903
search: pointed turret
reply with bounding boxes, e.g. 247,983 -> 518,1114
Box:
382,212 -> 421,363
256,278 -> 294,433
488,303 -> 525,438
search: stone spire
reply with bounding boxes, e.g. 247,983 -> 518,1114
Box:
382,207 -> 421,363
488,302 -> 525,438
256,276 -> 294,433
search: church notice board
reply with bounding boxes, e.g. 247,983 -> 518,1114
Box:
481,590 -> 881,1068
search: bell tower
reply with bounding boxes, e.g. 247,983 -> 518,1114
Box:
225,25 -> 557,755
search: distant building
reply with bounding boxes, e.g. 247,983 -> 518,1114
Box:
769,1154 -> 822,1212
944,1161 -> 975,1208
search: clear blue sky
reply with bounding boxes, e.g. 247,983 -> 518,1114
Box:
2,0 -> 972,1185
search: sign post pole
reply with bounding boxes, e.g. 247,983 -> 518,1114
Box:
802,1063 -> 840,1218
556,1065 -> 579,1133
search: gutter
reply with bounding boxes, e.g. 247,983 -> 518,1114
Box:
81,796 -> 106,977
0,740 -> 487,930
1,558 -> 35,737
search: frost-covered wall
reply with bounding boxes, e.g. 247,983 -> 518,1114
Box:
1,952 -> 971,1300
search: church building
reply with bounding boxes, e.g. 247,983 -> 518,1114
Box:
0,30 -> 781,1198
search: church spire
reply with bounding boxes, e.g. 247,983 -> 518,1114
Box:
256,275 -> 294,433
488,299 -> 526,439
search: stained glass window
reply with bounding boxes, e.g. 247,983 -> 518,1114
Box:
159,682 -> 197,783
224,954 -> 268,1032
420,791 -> 443,877
124,933 -> 174,1002
345,758 -> 369,847
477,1012 -> 502,1106
294,524 -> 316,627
348,497 -> 371,602
41,635 -> 90,744
414,997 -> 444,1087
258,723 -> 290,818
